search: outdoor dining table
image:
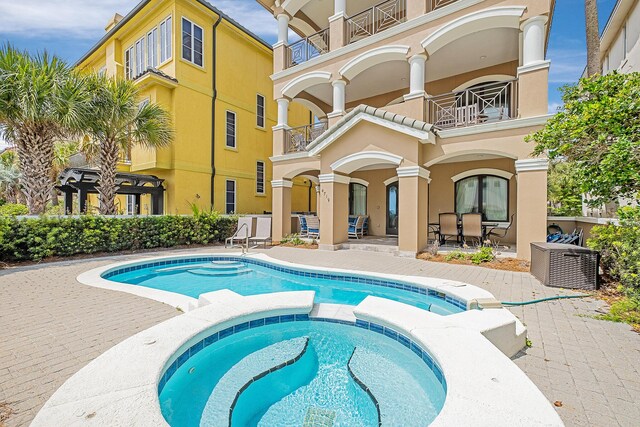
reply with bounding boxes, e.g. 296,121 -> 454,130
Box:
428,221 -> 507,240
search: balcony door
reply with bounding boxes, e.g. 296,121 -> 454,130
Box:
386,182 -> 399,235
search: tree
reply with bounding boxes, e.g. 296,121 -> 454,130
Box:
585,0 -> 601,77
547,160 -> 583,216
50,141 -> 80,205
528,72 -> 640,206
84,76 -> 173,215
0,150 -> 23,204
0,46 -> 89,214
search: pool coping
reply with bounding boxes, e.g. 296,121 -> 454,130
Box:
31,291 -> 563,426
77,252 -> 497,313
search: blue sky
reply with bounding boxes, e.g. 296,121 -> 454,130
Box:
0,0 -> 618,122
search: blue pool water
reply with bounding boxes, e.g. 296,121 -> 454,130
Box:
159,321 -> 446,427
105,257 -> 465,314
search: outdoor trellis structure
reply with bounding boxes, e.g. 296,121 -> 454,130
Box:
57,168 -> 165,215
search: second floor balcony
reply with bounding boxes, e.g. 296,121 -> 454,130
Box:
284,121 -> 329,154
345,0 -> 407,45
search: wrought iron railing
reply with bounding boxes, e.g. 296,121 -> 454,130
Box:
427,80 -> 518,129
429,0 -> 460,12
286,28 -> 330,68
346,0 -> 407,45
284,121 -> 328,153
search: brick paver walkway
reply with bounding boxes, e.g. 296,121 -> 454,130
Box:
1,246 -> 639,426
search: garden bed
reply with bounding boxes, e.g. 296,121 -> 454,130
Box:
417,252 -> 530,272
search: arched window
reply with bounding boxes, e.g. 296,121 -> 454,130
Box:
455,175 -> 508,221
349,183 -> 367,215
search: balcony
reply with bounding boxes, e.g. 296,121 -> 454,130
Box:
429,0 -> 460,12
286,28 -> 330,69
346,0 -> 407,45
284,121 -> 328,153
427,80 -> 518,130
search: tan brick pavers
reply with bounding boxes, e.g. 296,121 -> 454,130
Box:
1,246 -> 639,426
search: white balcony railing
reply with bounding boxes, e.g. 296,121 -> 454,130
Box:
286,28 -> 330,69
429,0 -> 460,12
427,80 -> 518,129
284,121 -> 328,153
345,0 -> 407,45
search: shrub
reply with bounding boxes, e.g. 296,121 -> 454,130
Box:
0,203 -> 28,216
0,212 -> 236,261
281,234 -> 305,246
470,246 -> 495,265
444,250 -> 466,261
588,207 -> 640,290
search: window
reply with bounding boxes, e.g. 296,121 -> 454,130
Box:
160,16 -> 172,63
226,111 -> 236,148
147,28 -> 158,69
182,17 -> 203,67
225,180 -> 236,214
135,37 -> 145,76
256,161 -> 265,194
126,195 -> 136,215
125,46 -> 134,79
455,175 -> 508,221
256,94 -> 265,128
349,183 -> 367,216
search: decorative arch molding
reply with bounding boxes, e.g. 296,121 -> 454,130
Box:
290,17 -> 317,37
282,0 -> 312,16
424,149 -> 518,167
299,174 -> 320,184
383,176 -> 398,186
339,45 -> 410,81
452,74 -> 515,92
350,178 -> 369,187
451,168 -> 514,182
281,71 -> 332,99
421,6 -> 526,56
282,165 -> 321,180
293,98 -> 327,118
330,151 -> 403,174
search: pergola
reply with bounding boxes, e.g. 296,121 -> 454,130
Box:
57,168 -> 165,215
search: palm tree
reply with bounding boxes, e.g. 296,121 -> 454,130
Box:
85,75 -> 173,215
49,140 -> 80,206
585,0 -> 601,77
0,150 -> 23,204
0,46 -> 89,214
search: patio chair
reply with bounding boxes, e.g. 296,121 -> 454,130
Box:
348,216 -> 366,239
306,215 -> 320,238
362,216 -> 369,236
225,216 -> 253,248
439,213 -> 459,246
461,213 -> 483,246
298,215 -> 309,237
249,217 -> 272,248
487,213 -> 515,243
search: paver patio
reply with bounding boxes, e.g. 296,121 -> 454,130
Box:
0,246 -> 638,426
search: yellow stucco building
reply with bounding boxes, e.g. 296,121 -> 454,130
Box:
76,0 -> 311,215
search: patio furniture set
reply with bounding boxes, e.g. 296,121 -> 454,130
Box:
225,216 -> 273,248
429,212 -> 515,247
297,215 -> 370,240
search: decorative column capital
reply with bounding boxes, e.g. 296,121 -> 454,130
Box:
515,158 -> 549,173
318,173 -> 351,185
271,179 -> 293,188
331,79 -> 347,88
396,166 -> 431,182
408,53 -> 428,64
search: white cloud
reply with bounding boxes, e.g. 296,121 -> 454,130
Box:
547,47 -> 587,84
0,0 -> 278,41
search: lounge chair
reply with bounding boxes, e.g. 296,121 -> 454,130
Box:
298,215 -> 308,237
348,216 -> 365,239
306,215 -> 320,238
439,213 -> 459,245
250,217 -> 272,248
461,213 -> 483,246
225,216 -> 253,248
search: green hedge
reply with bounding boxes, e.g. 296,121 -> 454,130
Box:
588,207 -> 640,291
0,203 -> 29,216
0,213 -> 237,262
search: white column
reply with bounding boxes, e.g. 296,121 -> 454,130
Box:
331,80 -> 347,115
334,0 -> 346,16
276,98 -> 289,127
408,54 -> 427,97
521,16 -> 547,66
277,14 -> 290,45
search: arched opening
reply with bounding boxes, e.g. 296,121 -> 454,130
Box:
454,174 -> 509,221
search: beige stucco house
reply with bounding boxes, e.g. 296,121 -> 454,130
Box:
257,0 -> 554,259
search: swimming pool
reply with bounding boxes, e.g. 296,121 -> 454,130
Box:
159,319 -> 446,427
104,256 -> 466,315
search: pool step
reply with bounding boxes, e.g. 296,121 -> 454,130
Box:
348,347 -> 435,427
186,267 -> 252,277
303,407 -> 336,427
200,337 -> 310,427
154,261 -> 247,274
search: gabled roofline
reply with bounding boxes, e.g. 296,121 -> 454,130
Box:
74,0 -> 272,67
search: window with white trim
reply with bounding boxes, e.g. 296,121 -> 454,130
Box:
135,37 -> 144,76
181,17 -> 203,67
256,161 -> 265,194
125,46 -> 134,79
256,94 -> 265,128
147,28 -> 158,69
226,111 -> 236,148
160,16 -> 172,63
225,180 -> 236,214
